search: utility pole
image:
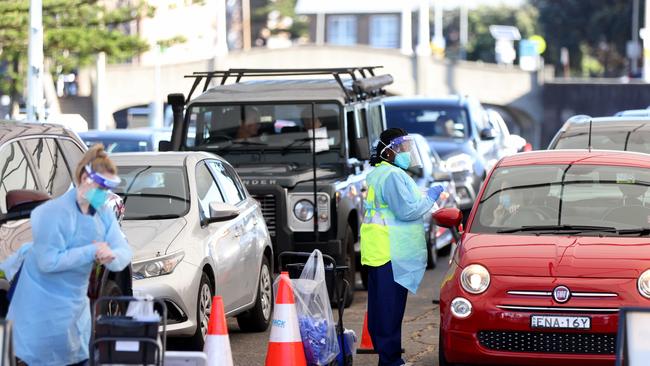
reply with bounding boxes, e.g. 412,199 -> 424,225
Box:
242,0 -> 251,50
216,0 -> 229,57
460,4 -> 468,60
632,0 -> 640,76
644,0 -> 650,82
27,0 -> 45,122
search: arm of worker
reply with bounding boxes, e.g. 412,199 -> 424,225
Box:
382,171 -> 437,222
100,209 -> 133,272
32,207 -> 97,273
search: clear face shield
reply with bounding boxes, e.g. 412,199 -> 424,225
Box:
380,135 -> 423,170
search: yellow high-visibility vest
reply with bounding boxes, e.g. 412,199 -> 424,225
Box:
360,162 -> 396,267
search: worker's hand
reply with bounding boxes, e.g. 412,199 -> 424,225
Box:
94,241 -> 115,265
439,191 -> 450,201
427,185 -> 445,201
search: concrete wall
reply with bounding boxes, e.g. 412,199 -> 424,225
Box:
542,82 -> 650,146
98,45 -> 541,140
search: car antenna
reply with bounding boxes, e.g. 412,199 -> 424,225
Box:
588,118 -> 593,152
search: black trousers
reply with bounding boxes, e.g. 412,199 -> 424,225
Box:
367,261 -> 408,366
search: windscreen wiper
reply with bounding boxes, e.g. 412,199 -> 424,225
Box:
281,137 -> 328,155
497,225 -> 617,234
616,227 -> 650,236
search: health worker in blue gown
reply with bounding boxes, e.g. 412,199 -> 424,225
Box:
8,145 -> 132,366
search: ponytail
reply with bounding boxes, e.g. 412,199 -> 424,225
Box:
75,144 -> 117,184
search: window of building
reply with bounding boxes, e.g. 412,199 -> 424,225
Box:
327,15 -> 357,46
369,15 -> 399,48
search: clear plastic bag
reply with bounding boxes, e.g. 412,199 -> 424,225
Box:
292,250 -> 340,365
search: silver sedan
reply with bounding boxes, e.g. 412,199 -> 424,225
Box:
111,152 -> 274,349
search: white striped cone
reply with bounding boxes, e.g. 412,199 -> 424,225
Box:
204,334 -> 234,366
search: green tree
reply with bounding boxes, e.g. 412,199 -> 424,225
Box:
531,0 -> 633,77
444,4 -> 539,62
0,0 -> 152,111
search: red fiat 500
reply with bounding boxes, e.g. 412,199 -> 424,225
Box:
437,150 -> 650,366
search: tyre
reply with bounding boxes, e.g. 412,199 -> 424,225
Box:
188,272 -> 213,350
426,220 -> 438,269
237,256 -> 273,332
342,225 -> 356,308
438,327 -> 457,366
98,279 -> 124,316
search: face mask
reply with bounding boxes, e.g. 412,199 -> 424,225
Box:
500,193 -> 511,208
394,152 -> 411,170
85,188 -> 109,210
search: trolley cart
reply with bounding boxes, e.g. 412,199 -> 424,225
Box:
278,251 -> 353,366
90,296 -> 167,366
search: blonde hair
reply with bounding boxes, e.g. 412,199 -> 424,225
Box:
75,144 -> 118,185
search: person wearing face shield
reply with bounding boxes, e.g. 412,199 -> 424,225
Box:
360,128 -> 447,366
7,144 -> 132,366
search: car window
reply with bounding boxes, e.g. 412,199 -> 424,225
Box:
82,138 -> 151,153
207,160 -> 245,205
21,138 -> 73,197
114,165 -> 190,220
553,124 -> 650,154
57,139 -> 85,177
195,162 -> 225,219
0,142 -> 38,213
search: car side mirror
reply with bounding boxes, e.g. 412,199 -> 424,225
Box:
433,208 -> 463,229
1,189 -> 51,225
158,140 -> 171,152
480,128 -> 497,140
204,202 -> 240,225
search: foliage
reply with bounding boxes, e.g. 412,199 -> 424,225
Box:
253,0 -> 308,39
0,0 -> 152,97
530,0 -> 633,77
443,4 -> 539,62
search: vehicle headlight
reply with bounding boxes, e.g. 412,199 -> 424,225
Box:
293,200 -> 314,222
638,269 -> 650,298
460,264 -> 490,294
132,251 -> 184,279
445,153 -> 474,173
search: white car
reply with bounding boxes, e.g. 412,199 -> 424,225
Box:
111,152 -> 274,349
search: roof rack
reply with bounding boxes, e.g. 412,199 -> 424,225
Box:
182,66 -> 392,103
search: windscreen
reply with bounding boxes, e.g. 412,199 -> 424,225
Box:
113,166 -> 190,220
82,139 -> 151,153
184,103 -> 341,152
386,105 -> 468,138
472,164 -> 650,234
553,123 -> 650,154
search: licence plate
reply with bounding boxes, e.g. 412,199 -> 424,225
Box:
530,315 -> 591,329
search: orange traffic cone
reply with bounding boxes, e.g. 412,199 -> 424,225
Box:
265,272 -> 306,366
357,310 -> 376,354
204,296 -> 234,366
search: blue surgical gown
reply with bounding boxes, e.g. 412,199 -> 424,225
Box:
7,188 -> 132,365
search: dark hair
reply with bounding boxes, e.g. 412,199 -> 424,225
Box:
369,127 -> 408,166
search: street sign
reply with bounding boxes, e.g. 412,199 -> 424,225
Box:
529,35 -> 547,54
519,40 -> 538,71
489,25 -> 521,41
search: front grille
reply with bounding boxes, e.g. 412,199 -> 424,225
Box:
478,331 -> 616,355
253,194 -> 277,237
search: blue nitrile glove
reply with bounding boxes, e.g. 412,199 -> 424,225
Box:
427,185 -> 444,201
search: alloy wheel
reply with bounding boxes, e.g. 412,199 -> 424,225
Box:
260,264 -> 272,321
199,283 -> 212,339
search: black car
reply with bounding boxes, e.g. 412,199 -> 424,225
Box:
0,121 -> 132,315
548,115 -> 650,154
162,67 -> 393,304
383,96 -> 500,214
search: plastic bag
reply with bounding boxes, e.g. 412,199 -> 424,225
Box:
292,250 -> 340,365
126,294 -> 160,322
